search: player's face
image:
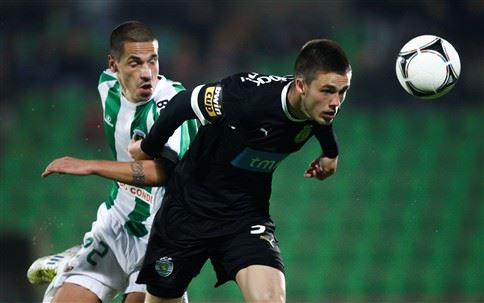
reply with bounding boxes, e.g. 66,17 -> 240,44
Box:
110,41 -> 159,102
299,71 -> 351,125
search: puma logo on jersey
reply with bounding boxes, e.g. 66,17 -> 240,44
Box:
104,115 -> 114,127
259,128 -> 269,136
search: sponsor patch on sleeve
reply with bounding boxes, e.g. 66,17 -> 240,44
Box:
201,84 -> 223,119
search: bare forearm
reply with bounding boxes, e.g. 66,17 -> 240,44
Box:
88,160 -> 167,186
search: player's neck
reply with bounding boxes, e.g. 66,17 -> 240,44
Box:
121,90 -> 147,104
287,83 -> 308,120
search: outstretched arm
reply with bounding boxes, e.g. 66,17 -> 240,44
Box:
41,156 -> 170,186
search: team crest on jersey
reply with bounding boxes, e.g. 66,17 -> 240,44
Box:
203,85 -> 222,117
132,129 -> 146,140
155,256 -> 173,277
294,125 -> 313,143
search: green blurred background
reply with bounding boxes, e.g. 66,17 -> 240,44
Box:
1,1 -> 482,302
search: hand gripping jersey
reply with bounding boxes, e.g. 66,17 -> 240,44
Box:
142,72 -> 338,233
98,70 -> 198,237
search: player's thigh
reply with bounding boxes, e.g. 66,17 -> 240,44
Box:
122,291 -> 145,303
53,282 -> 101,303
236,265 -> 285,303
211,219 -> 285,286
144,292 -> 184,303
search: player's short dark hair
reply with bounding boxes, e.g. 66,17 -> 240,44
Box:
110,21 -> 156,60
294,39 -> 351,83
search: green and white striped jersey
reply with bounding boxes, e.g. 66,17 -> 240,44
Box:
98,69 -> 197,238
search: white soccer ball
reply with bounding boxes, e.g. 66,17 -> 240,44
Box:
395,35 -> 461,99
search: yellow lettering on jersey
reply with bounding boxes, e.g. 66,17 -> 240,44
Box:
204,86 -> 216,117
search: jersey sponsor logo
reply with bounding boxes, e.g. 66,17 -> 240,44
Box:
294,125 -> 313,143
118,183 -> 153,204
155,256 -> 173,277
231,147 -> 289,173
240,72 -> 289,86
203,85 -> 222,117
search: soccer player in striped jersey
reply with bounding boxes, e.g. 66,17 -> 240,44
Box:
27,21 -> 196,303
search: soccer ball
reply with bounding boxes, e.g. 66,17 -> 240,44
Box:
395,35 -> 461,99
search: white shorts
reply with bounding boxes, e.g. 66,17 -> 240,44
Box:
49,203 -> 149,302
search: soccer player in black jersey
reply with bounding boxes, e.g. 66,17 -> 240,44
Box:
43,39 -> 351,303
130,39 -> 351,303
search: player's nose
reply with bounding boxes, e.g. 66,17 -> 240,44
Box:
329,93 -> 342,107
140,64 -> 152,80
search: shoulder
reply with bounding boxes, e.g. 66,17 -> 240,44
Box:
191,72 -> 292,125
217,72 -> 293,109
152,76 -> 185,103
97,70 -> 120,105
222,72 -> 292,92
162,76 -> 185,92
98,69 -> 118,86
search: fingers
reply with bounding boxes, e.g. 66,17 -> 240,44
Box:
41,157 -> 72,178
304,161 -> 322,178
128,140 -> 142,159
41,170 -> 53,178
304,161 -> 332,180
41,163 -> 62,178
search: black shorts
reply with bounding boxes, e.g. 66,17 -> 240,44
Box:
136,195 -> 285,298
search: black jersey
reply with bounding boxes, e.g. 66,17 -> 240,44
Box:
142,72 -> 338,228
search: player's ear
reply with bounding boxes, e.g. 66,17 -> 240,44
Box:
295,78 -> 305,95
108,54 -> 117,72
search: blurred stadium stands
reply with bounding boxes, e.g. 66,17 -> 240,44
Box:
1,1 -> 482,302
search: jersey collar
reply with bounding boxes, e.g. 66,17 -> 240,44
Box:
281,81 -> 307,122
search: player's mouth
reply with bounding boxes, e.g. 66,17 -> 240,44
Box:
139,83 -> 153,95
321,111 -> 336,120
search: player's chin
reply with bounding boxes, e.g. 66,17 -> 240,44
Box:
316,116 -> 333,125
138,93 -> 152,101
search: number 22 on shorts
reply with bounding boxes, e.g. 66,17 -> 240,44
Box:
83,236 -> 109,266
